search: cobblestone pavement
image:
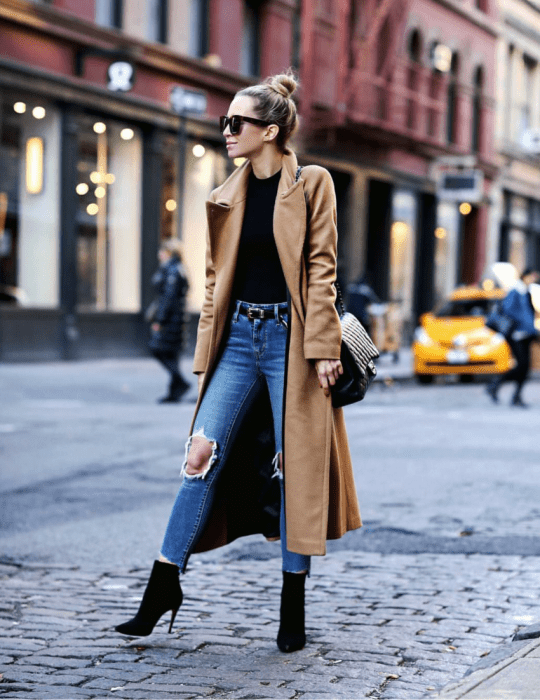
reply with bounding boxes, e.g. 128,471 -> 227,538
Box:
2,551 -> 540,699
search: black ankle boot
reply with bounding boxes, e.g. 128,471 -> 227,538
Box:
277,571 -> 306,653
115,560 -> 183,636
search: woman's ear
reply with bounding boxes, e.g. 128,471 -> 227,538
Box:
264,124 -> 280,143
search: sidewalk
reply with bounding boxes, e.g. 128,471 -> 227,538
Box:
435,629 -> 540,699
373,347 -> 414,384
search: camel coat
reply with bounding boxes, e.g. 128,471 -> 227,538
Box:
190,149 -> 362,556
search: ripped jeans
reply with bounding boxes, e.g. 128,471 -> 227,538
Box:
160,300 -> 311,575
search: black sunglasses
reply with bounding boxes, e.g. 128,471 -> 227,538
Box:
219,114 -> 272,135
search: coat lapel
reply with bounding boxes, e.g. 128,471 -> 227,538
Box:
274,151 -> 308,319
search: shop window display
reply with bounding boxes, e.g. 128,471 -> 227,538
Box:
0,91 -> 60,307
434,201 -> 459,304
74,114 -> 142,312
180,140 -> 227,313
389,189 -> 417,318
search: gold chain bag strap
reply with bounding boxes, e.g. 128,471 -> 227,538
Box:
295,166 -> 379,407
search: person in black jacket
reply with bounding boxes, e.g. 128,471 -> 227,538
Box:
148,239 -> 190,403
487,268 -> 539,407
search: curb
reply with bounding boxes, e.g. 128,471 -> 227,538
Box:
432,636 -> 540,699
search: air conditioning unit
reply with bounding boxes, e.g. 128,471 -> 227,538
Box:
522,129 -> 540,154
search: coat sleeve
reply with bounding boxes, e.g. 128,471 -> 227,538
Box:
192,197 -> 217,374
303,167 -> 342,361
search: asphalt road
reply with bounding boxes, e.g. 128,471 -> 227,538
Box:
1,359 -> 540,569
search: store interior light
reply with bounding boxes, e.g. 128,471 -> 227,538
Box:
234,157 -> 246,167
32,106 -> 46,120
165,199 -> 177,212
26,137 -> 44,195
459,202 -> 472,216
435,227 -> 447,240
76,183 -> 89,195
13,102 -> 26,114
90,171 -> 101,184
105,173 -> 115,185
93,122 -> 107,134
120,128 -> 134,141
192,144 -> 206,158
95,186 -> 106,199
87,203 -> 99,216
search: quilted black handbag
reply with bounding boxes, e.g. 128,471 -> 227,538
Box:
295,165 -> 380,407
331,282 -> 380,408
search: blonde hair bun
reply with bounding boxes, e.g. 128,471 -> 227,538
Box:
235,68 -> 300,150
266,71 -> 299,100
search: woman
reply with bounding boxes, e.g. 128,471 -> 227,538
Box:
115,70 -> 362,652
487,268 -> 539,407
148,239 -> 190,403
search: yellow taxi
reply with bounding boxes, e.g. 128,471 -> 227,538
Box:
413,286 -> 513,383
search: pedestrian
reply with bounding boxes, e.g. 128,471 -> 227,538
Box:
487,268 -> 539,407
148,239 -> 190,403
115,69 -> 362,653
346,273 -> 380,337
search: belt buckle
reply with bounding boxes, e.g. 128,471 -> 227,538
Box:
247,307 -> 264,320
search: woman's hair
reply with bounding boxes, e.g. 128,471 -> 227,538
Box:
161,238 -> 183,260
235,69 -> 300,151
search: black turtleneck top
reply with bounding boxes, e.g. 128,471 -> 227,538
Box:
232,169 -> 288,304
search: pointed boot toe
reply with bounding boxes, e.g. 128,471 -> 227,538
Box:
114,560 -> 182,637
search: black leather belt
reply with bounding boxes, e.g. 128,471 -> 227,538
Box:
238,306 -> 286,320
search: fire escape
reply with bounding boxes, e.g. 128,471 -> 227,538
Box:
300,0 -> 448,149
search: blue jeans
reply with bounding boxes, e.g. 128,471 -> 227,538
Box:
160,300 -> 311,575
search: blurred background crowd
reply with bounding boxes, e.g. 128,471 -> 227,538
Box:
0,0 -> 539,377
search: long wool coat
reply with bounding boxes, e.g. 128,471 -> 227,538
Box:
190,149 -> 362,556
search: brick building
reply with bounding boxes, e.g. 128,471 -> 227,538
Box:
492,0 -> 540,275
0,0 -> 499,360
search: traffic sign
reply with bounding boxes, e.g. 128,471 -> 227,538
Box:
170,86 -> 207,116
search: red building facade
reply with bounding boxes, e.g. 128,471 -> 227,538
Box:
0,0 -> 499,360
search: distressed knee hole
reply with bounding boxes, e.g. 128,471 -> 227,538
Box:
272,452 -> 283,479
181,430 -> 218,480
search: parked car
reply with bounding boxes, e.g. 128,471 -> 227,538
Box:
413,286 -> 513,384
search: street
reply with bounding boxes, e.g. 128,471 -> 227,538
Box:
2,359 -> 540,699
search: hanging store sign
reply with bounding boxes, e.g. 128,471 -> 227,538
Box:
170,86 -> 207,116
437,169 -> 484,203
107,61 -> 136,92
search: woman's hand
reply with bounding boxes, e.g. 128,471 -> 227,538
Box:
315,359 -> 343,397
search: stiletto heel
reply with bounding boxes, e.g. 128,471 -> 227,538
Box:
168,607 -> 179,634
115,560 -> 183,637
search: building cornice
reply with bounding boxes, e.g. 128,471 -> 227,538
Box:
431,0 -> 499,37
0,56 -> 223,140
0,0 -> 251,98
521,0 -> 540,15
504,13 -> 540,46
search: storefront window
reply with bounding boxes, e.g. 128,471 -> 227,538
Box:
74,114 -> 142,312
390,189 -> 417,317
181,140 -> 227,313
508,228 -> 527,273
434,201 -> 459,304
161,134 -> 179,242
0,90 -> 60,307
